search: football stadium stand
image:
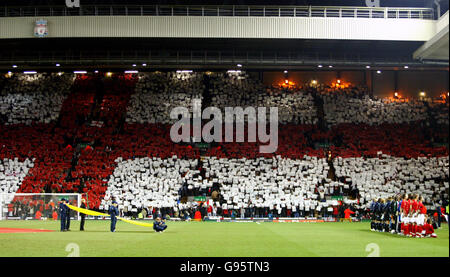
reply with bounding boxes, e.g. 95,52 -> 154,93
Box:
0,72 -> 448,217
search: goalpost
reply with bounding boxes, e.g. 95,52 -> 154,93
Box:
0,193 -> 81,221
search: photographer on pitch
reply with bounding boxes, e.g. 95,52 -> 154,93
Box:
153,217 -> 167,233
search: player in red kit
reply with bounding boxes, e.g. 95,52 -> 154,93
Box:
410,194 -> 419,238
400,194 -> 410,236
416,196 -> 427,238
424,218 -> 437,238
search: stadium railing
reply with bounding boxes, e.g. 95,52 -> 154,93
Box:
0,5 -> 435,20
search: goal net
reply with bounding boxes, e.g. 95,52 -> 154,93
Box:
0,193 -> 81,220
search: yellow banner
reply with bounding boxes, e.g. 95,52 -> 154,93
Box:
66,204 -> 154,228
117,217 -> 154,227
66,204 -> 110,217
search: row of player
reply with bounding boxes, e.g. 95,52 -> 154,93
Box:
370,193 -> 439,238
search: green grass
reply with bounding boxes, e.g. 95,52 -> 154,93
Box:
0,220 -> 448,257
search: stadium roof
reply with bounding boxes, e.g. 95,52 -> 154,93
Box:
414,10 -> 449,61
0,0 -> 447,69
0,0 -> 442,8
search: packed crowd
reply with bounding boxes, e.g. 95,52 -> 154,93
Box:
101,156 -> 200,212
322,96 -> 429,126
126,72 -> 203,124
0,158 -> 34,194
0,124 -> 75,195
0,73 -> 74,125
428,101 -> 450,126
203,156 -> 331,216
4,195 -> 78,220
209,72 -> 318,124
334,155 -> 449,206
1,72 -> 448,129
0,72 -> 448,221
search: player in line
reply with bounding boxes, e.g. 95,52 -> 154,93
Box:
370,197 -> 394,233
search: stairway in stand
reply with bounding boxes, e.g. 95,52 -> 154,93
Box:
202,73 -> 213,109
311,89 -> 327,131
327,156 -> 337,181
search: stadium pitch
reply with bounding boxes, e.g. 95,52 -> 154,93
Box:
0,220 -> 448,257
